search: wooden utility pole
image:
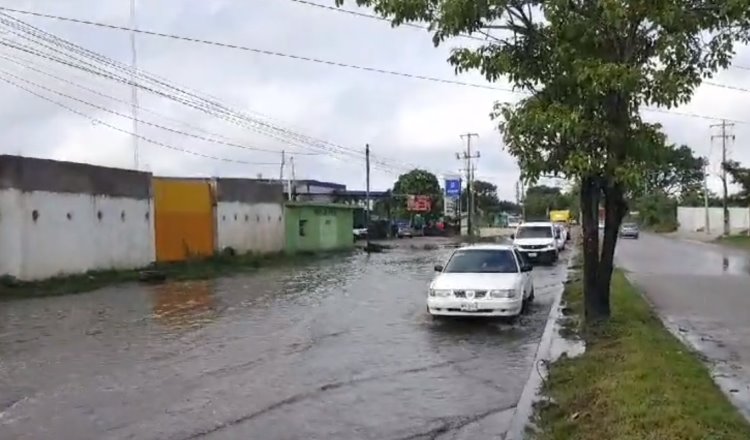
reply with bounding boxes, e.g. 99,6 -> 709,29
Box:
457,133 -> 480,236
703,157 -> 710,234
365,144 -> 371,249
711,120 -> 735,236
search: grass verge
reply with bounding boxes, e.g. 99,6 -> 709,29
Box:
534,268 -> 750,440
716,234 -> 750,249
0,250 -> 346,300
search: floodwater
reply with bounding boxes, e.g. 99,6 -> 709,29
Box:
0,240 -> 570,440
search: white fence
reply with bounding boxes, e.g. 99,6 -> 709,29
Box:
677,206 -> 750,233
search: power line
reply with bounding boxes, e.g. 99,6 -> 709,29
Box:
0,67 -> 328,161
0,15 -> 441,174
288,0 -> 491,42
0,74 -> 281,165
1,6 -> 746,127
0,24 -> 409,173
0,7 -> 510,92
0,52 -> 324,156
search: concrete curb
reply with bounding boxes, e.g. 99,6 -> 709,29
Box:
504,247 -> 581,440
624,273 -> 750,423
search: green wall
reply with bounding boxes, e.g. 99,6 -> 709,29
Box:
284,203 -> 355,254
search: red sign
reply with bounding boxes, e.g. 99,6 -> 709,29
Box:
407,195 -> 432,212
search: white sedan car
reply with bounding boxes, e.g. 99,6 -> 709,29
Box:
427,244 -> 535,318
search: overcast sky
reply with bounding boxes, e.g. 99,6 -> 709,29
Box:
0,0 -> 749,200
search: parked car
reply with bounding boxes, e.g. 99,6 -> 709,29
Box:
511,222 -> 560,265
553,224 -> 567,251
353,228 -> 368,241
619,222 -> 640,239
397,224 -> 413,238
427,244 -> 534,318
507,215 -> 522,229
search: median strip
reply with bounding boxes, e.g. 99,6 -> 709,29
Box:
532,267 -> 750,439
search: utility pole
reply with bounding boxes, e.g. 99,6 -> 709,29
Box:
365,144 -> 371,249
280,150 -> 286,181
457,133 -> 480,236
711,120 -> 735,236
129,0 -> 140,170
703,157 -> 710,234
289,156 -> 296,201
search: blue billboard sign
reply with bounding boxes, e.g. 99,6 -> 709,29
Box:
445,178 -> 461,197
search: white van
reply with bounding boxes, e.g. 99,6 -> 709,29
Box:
511,222 -> 561,265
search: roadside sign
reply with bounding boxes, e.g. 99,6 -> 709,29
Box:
445,178 -> 461,196
407,195 -> 432,212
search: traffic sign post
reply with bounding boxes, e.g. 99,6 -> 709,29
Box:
445,178 -> 461,197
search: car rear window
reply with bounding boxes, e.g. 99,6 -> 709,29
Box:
444,249 -> 518,273
516,226 -> 553,238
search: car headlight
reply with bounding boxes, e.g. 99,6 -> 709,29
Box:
490,289 -> 516,299
429,289 -> 452,297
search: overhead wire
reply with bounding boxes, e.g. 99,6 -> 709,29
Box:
0,17 -> 415,175
0,51 -> 324,156
4,12 -> 421,172
288,0 -> 492,42
1,6 -> 747,128
0,7 -> 512,92
0,74 -> 281,165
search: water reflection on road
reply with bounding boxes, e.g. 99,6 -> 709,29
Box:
0,242 -> 570,440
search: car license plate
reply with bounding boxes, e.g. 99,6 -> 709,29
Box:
528,252 -> 538,258
460,302 -> 478,312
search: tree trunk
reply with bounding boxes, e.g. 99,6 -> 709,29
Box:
580,176 -> 605,322
595,180 -> 627,320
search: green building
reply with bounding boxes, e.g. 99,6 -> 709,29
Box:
284,202 -> 356,254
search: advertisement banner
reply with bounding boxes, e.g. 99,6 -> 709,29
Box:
406,195 -> 432,212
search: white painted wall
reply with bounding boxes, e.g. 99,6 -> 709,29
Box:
677,206 -> 750,233
216,201 -> 285,254
0,188 -> 155,280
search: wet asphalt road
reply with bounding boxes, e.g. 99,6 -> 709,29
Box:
0,240 -> 571,440
616,233 -> 750,419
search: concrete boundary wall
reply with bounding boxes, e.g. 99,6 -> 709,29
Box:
0,155 -> 150,198
677,206 -> 750,233
215,179 -> 285,254
0,156 -> 154,280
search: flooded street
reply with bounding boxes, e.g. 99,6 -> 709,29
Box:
1,240 -> 571,440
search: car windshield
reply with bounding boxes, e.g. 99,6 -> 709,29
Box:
516,226 -> 553,239
443,249 -> 518,273
622,223 -> 638,228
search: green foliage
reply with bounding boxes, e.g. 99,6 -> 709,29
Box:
724,160 -> 750,205
633,192 -> 678,232
524,185 -> 571,219
637,144 -> 706,198
392,169 -> 442,217
459,179 -> 518,214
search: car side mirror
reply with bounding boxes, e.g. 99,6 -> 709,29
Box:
521,264 -> 533,272
434,264 -> 443,272
509,233 -> 515,239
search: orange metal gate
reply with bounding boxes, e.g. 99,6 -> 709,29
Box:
153,178 -> 215,262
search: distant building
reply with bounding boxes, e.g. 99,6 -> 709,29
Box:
284,202 -> 356,253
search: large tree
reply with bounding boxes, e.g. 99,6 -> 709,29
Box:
339,0 -> 750,323
524,185 -> 570,219
460,179 -> 504,213
639,144 -> 706,198
724,160 -> 750,205
392,169 -> 442,217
